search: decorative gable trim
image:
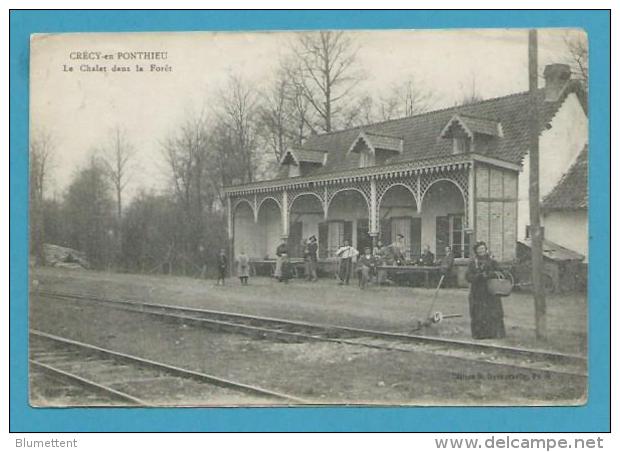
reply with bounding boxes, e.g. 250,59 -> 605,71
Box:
440,114 -> 503,140
348,131 -> 404,155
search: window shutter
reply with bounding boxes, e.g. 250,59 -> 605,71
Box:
318,222 -> 328,258
344,221 -> 353,246
380,218 -> 391,245
287,222 -> 303,258
436,216 -> 450,258
410,217 -> 422,258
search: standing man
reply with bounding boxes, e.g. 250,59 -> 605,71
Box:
439,245 -> 455,288
357,247 -> 376,290
336,240 -> 359,285
373,240 -> 388,285
216,248 -> 228,286
307,235 -> 319,282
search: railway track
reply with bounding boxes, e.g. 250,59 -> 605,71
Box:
29,329 -> 309,406
35,290 -> 588,379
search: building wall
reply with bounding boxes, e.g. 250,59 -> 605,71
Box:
327,190 -> 369,252
233,202 -> 259,258
518,93 -> 588,239
419,181 -> 465,255
256,200 -> 282,258
475,163 -> 519,261
542,210 -> 588,261
290,194 -> 324,251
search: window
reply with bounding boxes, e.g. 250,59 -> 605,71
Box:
391,217 -> 411,260
453,137 -> 471,154
359,150 -> 375,168
449,214 -> 470,258
328,221 -> 344,256
288,164 -> 300,177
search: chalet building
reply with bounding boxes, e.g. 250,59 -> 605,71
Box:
540,144 -> 589,262
223,64 -> 588,264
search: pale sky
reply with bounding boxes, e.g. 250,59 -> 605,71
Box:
30,28 -> 584,199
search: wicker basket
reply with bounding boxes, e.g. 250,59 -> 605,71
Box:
486,271 -> 513,297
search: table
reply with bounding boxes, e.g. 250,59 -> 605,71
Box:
376,265 -> 442,288
249,258 -> 305,278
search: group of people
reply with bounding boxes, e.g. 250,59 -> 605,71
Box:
272,235 -> 319,283
205,238 -> 506,341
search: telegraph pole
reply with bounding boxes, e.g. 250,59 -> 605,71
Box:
528,29 -> 547,340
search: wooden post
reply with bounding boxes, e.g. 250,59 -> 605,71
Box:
227,195 -> 234,278
528,29 -> 547,340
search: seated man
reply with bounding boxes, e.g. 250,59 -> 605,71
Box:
357,247 -> 376,290
418,244 -> 435,266
389,234 -> 407,266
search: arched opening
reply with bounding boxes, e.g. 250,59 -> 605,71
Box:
325,190 -> 370,257
421,180 -> 469,258
378,184 -> 420,260
256,198 -> 282,259
233,201 -> 257,258
288,193 -> 324,258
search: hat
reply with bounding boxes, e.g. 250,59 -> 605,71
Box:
309,235 -> 317,242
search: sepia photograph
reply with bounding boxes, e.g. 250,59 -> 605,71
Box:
28,28 -> 589,407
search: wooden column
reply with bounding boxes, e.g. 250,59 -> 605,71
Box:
369,178 -> 378,235
416,174 -> 422,213
281,189 -> 289,238
226,195 -> 234,277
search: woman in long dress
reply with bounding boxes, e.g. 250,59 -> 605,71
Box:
465,241 -> 506,339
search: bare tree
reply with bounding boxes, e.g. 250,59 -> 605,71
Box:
30,129 -> 55,208
100,126 -> 135,221
29,129 -> 55,263
258,71 -> 289,162
378,78 -> 434,120
289,31 -> 363,132
562,31 -> 588,85
459,75 -> 484,105
214,74 -> 258,183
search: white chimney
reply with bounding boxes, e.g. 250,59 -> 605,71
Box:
543,64 -> 571,102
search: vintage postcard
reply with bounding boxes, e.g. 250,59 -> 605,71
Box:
28,28 -> 588,407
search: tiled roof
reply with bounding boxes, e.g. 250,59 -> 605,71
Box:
295,149 -> 326,164
542,145 -> 588,211
518,238 -> 585,262
296,81 -> 585,176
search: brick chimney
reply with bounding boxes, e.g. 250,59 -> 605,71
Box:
543,64 -> 571,102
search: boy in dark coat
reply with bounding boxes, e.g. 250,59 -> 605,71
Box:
216,249 -> 228,286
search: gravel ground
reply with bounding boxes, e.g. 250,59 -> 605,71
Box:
31,267 -> 587,355
30,290 -> 587,406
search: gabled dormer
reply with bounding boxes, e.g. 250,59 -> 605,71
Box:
439,114 -> 503,155
280,148 -> 327,177
348,131 -> 404,168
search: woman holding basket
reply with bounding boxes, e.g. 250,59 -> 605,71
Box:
466,241 -> 506,339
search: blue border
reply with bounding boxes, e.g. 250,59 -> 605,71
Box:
9,10 -> 610,432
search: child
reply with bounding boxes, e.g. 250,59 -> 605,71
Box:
237,249 -> 250,286
216,249 -> 228,286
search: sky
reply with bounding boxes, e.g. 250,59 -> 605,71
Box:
29,28 -> 585,200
